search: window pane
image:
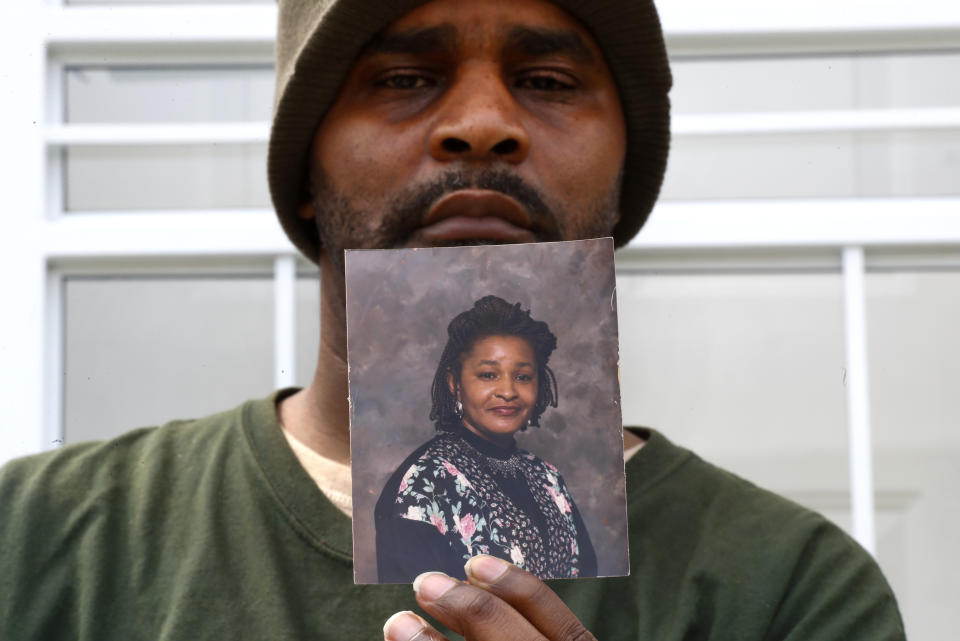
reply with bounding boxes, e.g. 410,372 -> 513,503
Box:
65,144 -> 269,211
866,269 -> 960,641
662,131 -> 960,200
64,277 -> 274,443
672,51 -> 960,114
868,270 -> 960,441
66,66 -> 274,124
616,272 -> 848,495
667,51 -> 960,202
662,133 -> 860,200
68,0 -> 269,5
295,272 -> 321,387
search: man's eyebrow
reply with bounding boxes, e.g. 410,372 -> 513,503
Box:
361,25 -> 458,57
503,26 -> 595,63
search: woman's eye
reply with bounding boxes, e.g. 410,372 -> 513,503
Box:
516,374 -> 533,382
376,73 -> 434,90
478,372 -> 497,380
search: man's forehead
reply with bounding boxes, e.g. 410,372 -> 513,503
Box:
359,0 -> 599,62
362,24 -> 595,63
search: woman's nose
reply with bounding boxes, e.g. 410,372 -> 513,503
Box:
495,380 -> 519,401
428,65 -> 530,165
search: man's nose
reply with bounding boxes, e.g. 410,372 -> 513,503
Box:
428,66 -> 530,164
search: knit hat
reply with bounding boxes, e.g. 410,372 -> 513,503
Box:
268,0 -> 672,263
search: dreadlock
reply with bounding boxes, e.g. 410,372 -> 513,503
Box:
430,295 -> 559,431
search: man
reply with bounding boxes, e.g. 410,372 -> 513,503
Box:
0,0 -> 904,639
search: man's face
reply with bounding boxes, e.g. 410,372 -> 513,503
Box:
305,0 -> 626,266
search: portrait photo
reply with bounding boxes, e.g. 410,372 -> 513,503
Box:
345,238 -> 628,584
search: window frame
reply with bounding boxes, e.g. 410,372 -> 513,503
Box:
4,0 -> 960,558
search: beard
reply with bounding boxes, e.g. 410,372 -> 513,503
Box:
311,167 -> 621,273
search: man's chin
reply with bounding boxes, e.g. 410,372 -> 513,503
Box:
397,228 -> 558,249
404,238 -> 517,249
323,232 -> 558,272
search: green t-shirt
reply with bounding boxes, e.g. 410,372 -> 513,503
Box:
0,393 -> 905,640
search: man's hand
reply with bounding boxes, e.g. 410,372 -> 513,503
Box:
383,555 -> 596,641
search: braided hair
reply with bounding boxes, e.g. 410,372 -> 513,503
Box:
430,295 -> 559,431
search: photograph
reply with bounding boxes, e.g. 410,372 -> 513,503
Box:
346,239 -> 628,583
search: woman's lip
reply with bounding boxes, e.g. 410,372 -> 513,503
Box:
489,406 -> 522,416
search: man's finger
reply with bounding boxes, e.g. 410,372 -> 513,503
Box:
413,571 -> 545,640
464,556 -> 598,641
383,610 -> 448,641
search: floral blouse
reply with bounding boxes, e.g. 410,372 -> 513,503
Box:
374,423 -> 596,583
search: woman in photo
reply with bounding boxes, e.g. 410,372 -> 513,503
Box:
374,295 -> 596,582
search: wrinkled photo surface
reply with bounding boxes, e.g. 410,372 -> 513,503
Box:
346,239 -> 627,584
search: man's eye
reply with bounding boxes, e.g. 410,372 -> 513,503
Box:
516,73 -> 576,91
376,73 -> 435,90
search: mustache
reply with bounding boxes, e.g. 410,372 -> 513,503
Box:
378,169 -> 560,243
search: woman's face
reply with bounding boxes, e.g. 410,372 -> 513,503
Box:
453,334 -> 539,446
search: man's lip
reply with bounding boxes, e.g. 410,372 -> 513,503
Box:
420,217 -> 538,243
421,189 -> 536,243
425,190 -> 533,228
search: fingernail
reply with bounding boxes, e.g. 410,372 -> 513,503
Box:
413,571 -> 456,601
383,611 -> 425,641
466,555 -> 509,584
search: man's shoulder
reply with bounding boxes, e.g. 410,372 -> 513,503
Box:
632,432 -> 860,557
621,430 -> 904,639
0,399 -> 263,527
630,429 -> 828,526
0,397 -> 278,578
0,393 -> 334,640
674,447 -> 859,562
627,429 -> 869,577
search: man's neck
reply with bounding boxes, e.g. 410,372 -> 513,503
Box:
277,254 -> 352,465
277,252 -> 647,466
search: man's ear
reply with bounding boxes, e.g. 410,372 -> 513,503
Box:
299,153 -> 317,220
298,200 -> 315,220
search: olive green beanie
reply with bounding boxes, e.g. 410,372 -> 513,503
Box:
268,0 -> 672,263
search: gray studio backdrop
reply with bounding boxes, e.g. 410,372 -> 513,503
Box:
345,238 -> 628,583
